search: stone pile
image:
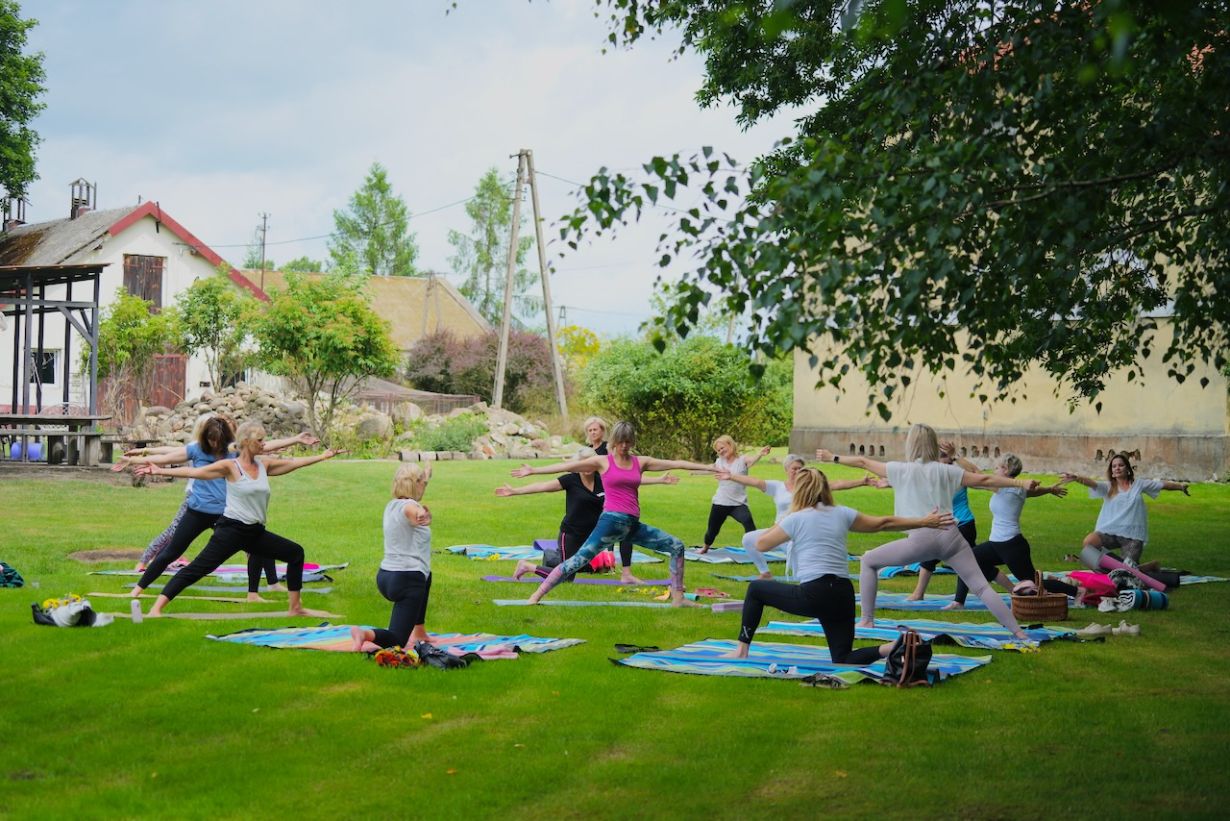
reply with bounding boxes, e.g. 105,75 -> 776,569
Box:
397,401 -> 571,462
132,383 -> 310,443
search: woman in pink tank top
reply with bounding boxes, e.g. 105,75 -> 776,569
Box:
511,421 -> 718,605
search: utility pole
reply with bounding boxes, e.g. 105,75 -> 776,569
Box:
258,212 -> 269,291
525,150 -> 569,420
492,153 -> 527,409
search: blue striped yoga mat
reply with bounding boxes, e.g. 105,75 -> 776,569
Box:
857,592 -> 1011,611
684,547 -> 788,564
493,598 -> 674,608
125,583 -> 332,595
482,575 -> 670,586
447,545 -> 662,564
615,638 -> 990,685
714,563 -> 956,582
207,625 -> 585,655
761,618 -> 1071,651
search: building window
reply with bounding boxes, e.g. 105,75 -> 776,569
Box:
123,254 -> 165,310
30,350 -> 59,385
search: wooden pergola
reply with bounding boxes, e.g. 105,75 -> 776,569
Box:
0,263 -> 107,415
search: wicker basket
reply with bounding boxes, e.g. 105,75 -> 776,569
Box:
1010,572 -> 1069,622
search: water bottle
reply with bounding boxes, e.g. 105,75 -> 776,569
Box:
130,598 -> 144,624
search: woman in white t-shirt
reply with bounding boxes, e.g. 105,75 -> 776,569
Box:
942,453 -> 1074,609
351,463 -> 434,652
817,423 -> 1041,639
720,467 -> 952,662
699,436 -> 770,554
1059,453 -> 1189,581
716,454 -> 875,579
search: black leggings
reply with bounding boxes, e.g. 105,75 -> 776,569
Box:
607,537 -> 635,569
739,575 -> 882,665
704,503 -> 757,546
246,554 -> 279,593
953,534 -> 1078,604
137,507 -> 221,589
372,569 -> 432,649
921,520 -> 977,573
160,517 -> 304,601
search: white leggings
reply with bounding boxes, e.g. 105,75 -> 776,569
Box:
740,530 -> 773,575
860,526 -> 1022,633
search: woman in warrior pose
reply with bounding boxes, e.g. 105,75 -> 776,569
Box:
581,415 -> 643,582
716,454 -> 874,579
1059,453 -> 1190,591
817,423 -> 1038,639
720,467 -> 953,662
121,419 -> 317,600
350,463 -> 434,652
496,447 -> 678,583
511,421 -> 717,606
940,453 -> 1076,609
698,436 -> 770,554
135,421 -> 344,617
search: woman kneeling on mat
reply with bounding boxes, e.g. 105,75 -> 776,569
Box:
495,447 -> 678,584
1059,453 -> 1189,591
721,467 -> 953,662
512,421 -> 717,606
716,454 -> 874,580
351,463 -> 434,652
135,421 -> 345,617
817,423 -> 1038,639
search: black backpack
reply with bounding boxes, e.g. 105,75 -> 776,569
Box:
883,630 -> 933,687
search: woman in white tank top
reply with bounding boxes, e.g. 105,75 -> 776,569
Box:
136,421 -> 346,617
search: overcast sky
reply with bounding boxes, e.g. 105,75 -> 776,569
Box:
21,0 -> 793,337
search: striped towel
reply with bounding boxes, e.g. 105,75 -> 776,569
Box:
683,547 -> 790,564
446,545 -> 661,564
761,618 -> 1069,651
207,625 -> 584,658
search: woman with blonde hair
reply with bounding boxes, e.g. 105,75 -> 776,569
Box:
350,463 -> 434,652
135,421 -> 344,617
716,454 -> 875,579
720,467 -> 953,662
817,423 -> 1040,639
512,421 -> 718,606
699,434 -> 771,555
496,447 -> 678,583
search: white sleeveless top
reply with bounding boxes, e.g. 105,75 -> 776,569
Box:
381,498 -> 432,574
223,459 -> 271,525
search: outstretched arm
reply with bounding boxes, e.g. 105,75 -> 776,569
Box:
831,475 -> 878,492
850,509 -> 955,533
744,445 -> 772,469
815,448 -> 889,478
263,431 -> 320,453
963,470 -> 1040,492
1027,484 -> 1068,498
1161,480 -> 1192,496
641,473 -> 680,486
714,469 -> 768,493
939,440 -> 979,473
511,456 -> 604,478
264,449 -> 347,477
494,480 -> 564,497
112,446 -> 190,472
1058,472 -> 1096,488
639,456 -> 719,473
134,459 -> 233,481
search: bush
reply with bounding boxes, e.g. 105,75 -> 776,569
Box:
413,412 -> 488,453
405,329 -> 562,414
580,336 -> 792,460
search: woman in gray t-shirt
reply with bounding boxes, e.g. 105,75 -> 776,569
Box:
351,463 -> 434,652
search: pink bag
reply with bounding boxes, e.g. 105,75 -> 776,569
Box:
1069,570 -> 1117,603
587,551 -> 616,572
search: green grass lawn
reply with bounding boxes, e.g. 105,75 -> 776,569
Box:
2,457 -> 1229,819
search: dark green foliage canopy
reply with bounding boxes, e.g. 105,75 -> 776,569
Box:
566,0 -> 1229,418
0,0 -> 45,199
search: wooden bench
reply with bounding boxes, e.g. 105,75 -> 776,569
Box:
1,428 -> 104,466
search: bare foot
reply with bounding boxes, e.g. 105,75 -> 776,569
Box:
147,607 -> 165,618
857,619 -> 875,629
671,592 -> 704,608
266,583 -> 287,593
129,588 -> 144,599
134,563 -> 146,572
349,626 -> 373,652
940,601 -> 964,611
409,627 -> 430,644
905,593 -> 924,601
246,593 -> 269,603
513,560 -> 535,581
697,545 -> 711,554
717,647 -> 749,659
620,572 -> 643,585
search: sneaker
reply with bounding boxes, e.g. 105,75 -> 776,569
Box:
1075,623 -> 1113,639
1112,620 -> 1141,637
1098,598 -> 1118,613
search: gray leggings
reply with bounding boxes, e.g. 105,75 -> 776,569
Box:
860,526 -> 1022,634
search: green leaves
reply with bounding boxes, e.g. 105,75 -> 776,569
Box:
329,162 -> 419,277
175,265 -> 255,389
0,0 -> 46,198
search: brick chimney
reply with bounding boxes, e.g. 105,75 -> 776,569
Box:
70,178 -> 97,219
1,196 -> 27,232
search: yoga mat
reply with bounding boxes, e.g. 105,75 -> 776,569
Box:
760,618 -> 1071,651
125,583 -> 332,595
856,592 -> 1011,612
684,547 -> 789,564
615,639 -> 990,685
91,591 -> 253,604
92,562 -> 347,580
493,598 -> 675,608
207,625 -> 585,658
110,609 -> 343,621
481,575 -> 670,586
714,566 -> 953,581
1039,571 -> 1228,586
447,545 -> 662,564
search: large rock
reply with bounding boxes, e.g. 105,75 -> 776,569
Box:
355,412 -> 394,441
391,402 -> 424,426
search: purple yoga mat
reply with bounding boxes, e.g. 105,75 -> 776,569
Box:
482,575 -> 670,586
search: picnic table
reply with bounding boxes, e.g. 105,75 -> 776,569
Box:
0,413 -> 111,467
